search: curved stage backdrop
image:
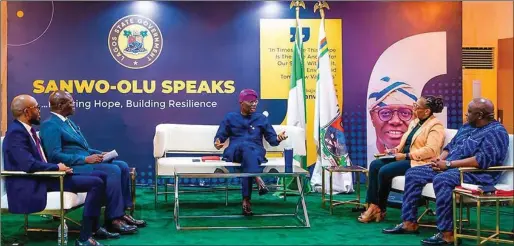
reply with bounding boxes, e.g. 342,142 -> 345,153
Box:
7,1 -> 462,185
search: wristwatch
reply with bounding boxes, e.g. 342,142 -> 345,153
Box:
445,160 -> 452,168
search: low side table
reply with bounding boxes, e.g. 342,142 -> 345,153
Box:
321,165 -> 368,214
452,189 -> 514,245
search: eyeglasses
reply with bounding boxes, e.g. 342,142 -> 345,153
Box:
413,103 -> 428,110
25,105 -> 41,111
374,108 -> 413,122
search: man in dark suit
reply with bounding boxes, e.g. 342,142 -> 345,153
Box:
39,91 -> 145,234
3,95 -> 119,246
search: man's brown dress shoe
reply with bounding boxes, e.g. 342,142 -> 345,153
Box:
122,214 -> 147,227
108,219 -> 138,234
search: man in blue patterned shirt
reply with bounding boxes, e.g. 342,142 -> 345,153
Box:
214,89 -> 288,216
383,98 -> 509,245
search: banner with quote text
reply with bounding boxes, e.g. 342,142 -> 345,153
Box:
260,19 -> 342,167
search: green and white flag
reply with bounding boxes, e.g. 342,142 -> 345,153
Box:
277,19 -> 309,192
311,19 -> 353,193
286,21 -> 307,133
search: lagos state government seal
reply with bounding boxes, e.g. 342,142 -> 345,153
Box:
108,15 -> 163,69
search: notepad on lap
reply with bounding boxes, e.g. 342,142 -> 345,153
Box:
378,155 -> 396,161
103,150 -> 118,162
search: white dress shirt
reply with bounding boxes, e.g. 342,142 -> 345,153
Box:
51,112 -> 67,122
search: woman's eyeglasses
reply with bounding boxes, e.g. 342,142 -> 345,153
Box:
413,103 -> 428,110
375,108 -> 413,122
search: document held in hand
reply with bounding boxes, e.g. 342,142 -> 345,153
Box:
378,155 -> 396,161
103,150 -> 118,162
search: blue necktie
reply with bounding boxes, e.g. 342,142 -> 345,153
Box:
67,119 -> 88,147
66,119 -> 78,134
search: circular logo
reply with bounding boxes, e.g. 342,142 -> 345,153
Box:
108,15 -> 163,69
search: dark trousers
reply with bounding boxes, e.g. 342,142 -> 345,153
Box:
73,160 -> 132,220
233,145 -> 263,199
366,159 -> 411,210
47,170 -> 107,239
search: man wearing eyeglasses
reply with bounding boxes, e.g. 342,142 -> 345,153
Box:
3,95 -> 115,245
214,89 -> 288,216
367,77 -> 418,162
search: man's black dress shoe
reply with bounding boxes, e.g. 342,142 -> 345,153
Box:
268,168 -> 279,173
214,167 -> 229,174
421,233 -> 454,245
94,227 -> 120,239
382,223 -> 419,234
75,237 -> 103,246
258,186 -> 269,196
122,214 -> 147,227
108,219 -> 138,234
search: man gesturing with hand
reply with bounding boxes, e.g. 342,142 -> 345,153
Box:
214,89 -> 288,216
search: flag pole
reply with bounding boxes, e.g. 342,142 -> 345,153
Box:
314,1 -> 329,20
314,1 -> 329,192
290,1 -> 305,24
288,0 -> 308,193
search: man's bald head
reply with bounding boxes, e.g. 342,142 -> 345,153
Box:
49,90 -> 75,117
467,97 -> 496,127
471,98 -> 495,120
49,90 -> 70,109
11,94 -> 36,118
10,94 -> 41,125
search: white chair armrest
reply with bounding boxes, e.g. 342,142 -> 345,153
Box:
153,126 -> 168,158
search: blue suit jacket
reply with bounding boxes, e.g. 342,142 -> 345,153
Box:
40,114 -> 102,168
2,120 -> 59,214
214,112 -> 279,162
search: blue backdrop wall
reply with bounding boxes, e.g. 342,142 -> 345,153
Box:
6,1 -> 462,185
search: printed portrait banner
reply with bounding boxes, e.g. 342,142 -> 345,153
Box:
366,32 -> 449,163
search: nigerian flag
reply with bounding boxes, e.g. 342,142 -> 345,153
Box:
277,19 -> 309,193
286,23 -> 307,132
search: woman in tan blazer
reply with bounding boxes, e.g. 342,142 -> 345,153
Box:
358,96 -> 445,223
